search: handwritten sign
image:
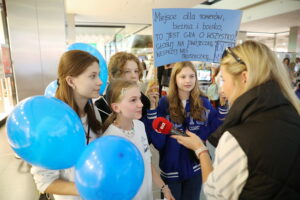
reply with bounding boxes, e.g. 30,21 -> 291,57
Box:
152,8 -> 242,66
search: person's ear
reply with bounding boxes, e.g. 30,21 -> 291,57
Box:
111,103 -> 120,113
241,71 -> 248,84
66,76 -> 76,89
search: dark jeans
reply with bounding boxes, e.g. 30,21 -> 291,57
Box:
161,173 -> 202,200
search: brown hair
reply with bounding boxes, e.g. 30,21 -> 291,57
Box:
102,79 -> 139,132
56,50 -> 102,134
167,61 -> 205,124
108,52 -> 143,81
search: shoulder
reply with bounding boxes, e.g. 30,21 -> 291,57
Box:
200,95 -> 210,103
200,96 -> 212,108
159,96 -> 169,104
134,120 -> 146,129
103,124 -> 120,136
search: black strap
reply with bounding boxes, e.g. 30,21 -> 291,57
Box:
86,99 -> 94,144
86,124 -> 90,144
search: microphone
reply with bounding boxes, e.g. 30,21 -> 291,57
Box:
152,117 -> 188,137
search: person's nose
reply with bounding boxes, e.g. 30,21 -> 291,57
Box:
97,76 -> 102,86
138,99 -> 143,108
131,71 -> 138,79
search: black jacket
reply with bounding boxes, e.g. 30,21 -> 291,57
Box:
209,81 -> 300,199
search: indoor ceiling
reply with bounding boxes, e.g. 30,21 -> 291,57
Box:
240,9 -> 300,33
65,0 -> 300,39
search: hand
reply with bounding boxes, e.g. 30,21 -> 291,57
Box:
162,187 -> 175,200
171,130 -> 204,151
146,85 -> 159,109
219,92 -> 227,106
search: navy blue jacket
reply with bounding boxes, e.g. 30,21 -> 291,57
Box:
146,96 -> 226,181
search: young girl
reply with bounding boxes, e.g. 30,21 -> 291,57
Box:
146,61 -> 225,200
95,52 -> 156,123
31,50 -> 102,200
102,79 -> 174,200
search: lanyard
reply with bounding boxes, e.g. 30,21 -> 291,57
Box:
86,124 -> 90,144
86,100 -> 93,144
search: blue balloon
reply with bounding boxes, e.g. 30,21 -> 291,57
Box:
75,136 -> 144,200
6,96 -> 86,170
67,43 -> 108,94
44,80 -> 58,97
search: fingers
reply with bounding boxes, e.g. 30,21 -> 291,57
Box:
171,135 -> 185,146
185,130 -> 195,137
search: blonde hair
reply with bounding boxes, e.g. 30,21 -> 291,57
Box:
168,61 -> 206,123
221,40 -> 300,114
102,79 -> 139,132
108,52 -> 143,81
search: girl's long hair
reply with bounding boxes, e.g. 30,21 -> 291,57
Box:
55,50 -> 102,135
168,61 -> 206,124
102,79 -> 139,132
221,40 -> 300,114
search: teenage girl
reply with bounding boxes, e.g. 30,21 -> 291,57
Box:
102,79 -> 175,200
96,52 -> 156,123
146,61 -> 225,200
31,50 -> 102,200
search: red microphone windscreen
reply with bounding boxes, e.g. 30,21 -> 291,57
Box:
152,117 -> 173,134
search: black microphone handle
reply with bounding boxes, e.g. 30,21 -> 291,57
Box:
170,128 -> 189,137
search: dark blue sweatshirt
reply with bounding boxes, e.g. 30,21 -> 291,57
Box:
146,96 -> 226,181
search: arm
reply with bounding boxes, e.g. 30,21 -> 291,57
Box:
31,166 -> 79,196
203,97 -> 226,137
151,165 -> 175,200
144,97 -> 168,150
171,130 -> 213,182
216,94 -> 228,121
45,179 -> 79,195
172,131 -> 248,199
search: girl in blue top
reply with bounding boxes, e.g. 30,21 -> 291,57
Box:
146,61 -> 225,200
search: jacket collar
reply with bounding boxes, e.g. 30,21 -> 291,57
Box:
208,80 -> 290,147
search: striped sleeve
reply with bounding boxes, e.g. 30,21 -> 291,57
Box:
203,131 -> 248,200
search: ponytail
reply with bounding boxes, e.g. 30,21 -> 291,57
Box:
85,103 -> 102,136
102,112 -> 117,132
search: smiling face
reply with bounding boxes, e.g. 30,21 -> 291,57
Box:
121,60 -> 140,82
112,86 -> 143,120
175,66 -> 196,95
71,61 -> 102,100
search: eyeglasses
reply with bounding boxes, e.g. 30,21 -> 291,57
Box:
222,47 -> 245,65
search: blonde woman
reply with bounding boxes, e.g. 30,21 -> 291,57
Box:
173,40 -> 300,199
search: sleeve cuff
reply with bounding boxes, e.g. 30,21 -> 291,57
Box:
147,109 -> 157,119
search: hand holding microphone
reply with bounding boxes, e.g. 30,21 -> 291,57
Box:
152,117 -> 188,137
